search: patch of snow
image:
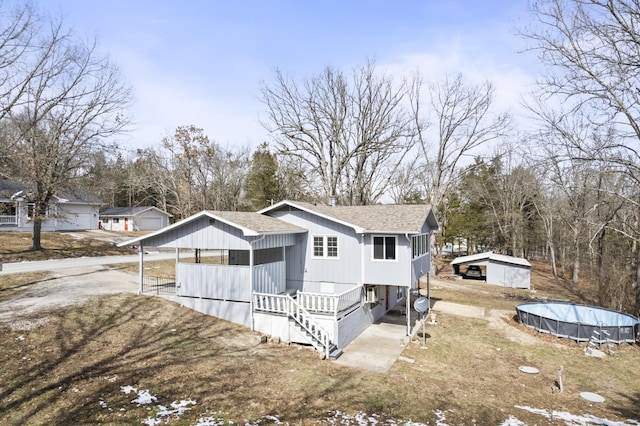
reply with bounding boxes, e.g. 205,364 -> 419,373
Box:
155,399 -> 197,418
132,390 -> 157,405
120,385 -> 137,394
143,417 -> 161,426
501,415 -> 526,426
120,385 -> 158,406
433,409 -> 448,426
515,405 -> 639,425
196,416 -> 227,426
108,376 -> 117,382
15,335 -> 25,341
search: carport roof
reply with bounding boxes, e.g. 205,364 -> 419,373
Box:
450,251 -> 531,268
117,210 -> 306,247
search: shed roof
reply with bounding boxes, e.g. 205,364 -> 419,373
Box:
450,251 -> 531,268
100,206 -> 172,217
117,210 -> 306,247
0,179 -> 101,204
259,200 -> 439,234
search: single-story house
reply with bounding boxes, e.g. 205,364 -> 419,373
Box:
119,200 -> 439,359
0,179 -> 101,232
450,251 -> 531,289
99,206 -> 172,231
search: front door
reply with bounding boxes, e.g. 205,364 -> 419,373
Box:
124,217 -> 129,231
385,286 -> 389,310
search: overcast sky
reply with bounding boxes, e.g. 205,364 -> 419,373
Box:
52,1 -> 539,153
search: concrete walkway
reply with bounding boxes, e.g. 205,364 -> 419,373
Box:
333,320 -> 410,373
334,299 -> 487,373
333,300 -> 421,373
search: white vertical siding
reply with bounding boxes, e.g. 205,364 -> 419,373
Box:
253,261 -> 286,294
251,234 -> 297,249
486,262 -> 531,289
362,234 -> 412,286
269,210 -> 361,286
144,216 -> 251,249
177,263 -> 251,301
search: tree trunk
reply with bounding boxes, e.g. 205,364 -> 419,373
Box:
32,217 -> 42,250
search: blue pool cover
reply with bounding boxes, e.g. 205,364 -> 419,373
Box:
516,302 -> 639,344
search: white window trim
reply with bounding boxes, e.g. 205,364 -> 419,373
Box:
412,233 -> 430,259
311,235 -> 339,259
372,235 -> 398,262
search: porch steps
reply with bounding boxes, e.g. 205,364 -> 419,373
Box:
290,319 -> 342,360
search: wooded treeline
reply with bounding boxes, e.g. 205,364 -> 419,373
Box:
1,0 -> 640,314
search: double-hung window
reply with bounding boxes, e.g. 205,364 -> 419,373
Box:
373,236 -> 396,260
312,235 -> 338,259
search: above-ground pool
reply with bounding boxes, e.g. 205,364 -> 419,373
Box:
516,302 -> 639,344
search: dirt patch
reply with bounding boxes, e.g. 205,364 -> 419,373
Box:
0,265 -> 138,330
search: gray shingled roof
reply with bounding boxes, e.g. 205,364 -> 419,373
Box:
101,206 -> 171,217
0,179 -> 101,204
206,211 -> 306,234
272,201 -> 436,233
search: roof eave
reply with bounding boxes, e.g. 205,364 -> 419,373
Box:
260,200 -> 363,233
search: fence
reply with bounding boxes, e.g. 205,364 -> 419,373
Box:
141,275 -> 176,295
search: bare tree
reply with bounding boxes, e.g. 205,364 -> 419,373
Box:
524,0 -> 640,313
260,61 -> 416,205
0,10 -> 132,250
414,74 -> 510,210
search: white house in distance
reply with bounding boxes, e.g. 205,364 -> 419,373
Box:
119,200 -> 439,359
99,206 -> 172,232
0,179 -> 101,232
450,251 -> 532,289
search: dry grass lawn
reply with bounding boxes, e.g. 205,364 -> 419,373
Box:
0,231 -> 132,263
0,251 -> 639,424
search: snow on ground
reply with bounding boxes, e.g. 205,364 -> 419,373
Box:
106,386 -> 640,425
512,406 -> 640,426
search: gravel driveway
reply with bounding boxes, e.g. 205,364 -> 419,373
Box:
0,257 -> 164,331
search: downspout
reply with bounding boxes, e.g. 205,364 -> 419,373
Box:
360,233 -> 365,303
138,244 -> 144,294
175,247 -> 180,293
249,234 -> 267,331
404,232 -> 412,337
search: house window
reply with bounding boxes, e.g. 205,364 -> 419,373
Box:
102,218 -> 109,223
312,235 -> 338,258
113,218 -> 119,223
412,234 -> 429,259
313,236 -> 324,257
396,286 -> 405,301
364,285 -> 379,304
373,236 -> 396,260
27,203 -> 49,219
327,236 -> 338,257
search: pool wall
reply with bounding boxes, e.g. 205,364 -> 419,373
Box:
516,302 -> 639,344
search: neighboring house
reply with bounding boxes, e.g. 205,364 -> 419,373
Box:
450,251 -> 531,289
99,206 -> 172,232
0,179 -> 101,232
119,200 -> 439,359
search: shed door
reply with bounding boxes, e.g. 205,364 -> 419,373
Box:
138,217 -> 163,230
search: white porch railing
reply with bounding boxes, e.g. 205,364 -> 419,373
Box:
0,215 -> 17,225
253,292 -> 332,358
298,285 -> 363,317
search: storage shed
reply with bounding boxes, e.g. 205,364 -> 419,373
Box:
450,251 -> 531,289
99,206 -> 172,231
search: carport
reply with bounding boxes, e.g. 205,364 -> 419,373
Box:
450,251 -> 531,289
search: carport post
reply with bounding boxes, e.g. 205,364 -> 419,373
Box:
138,245 -> 144,294
406,289 -> 410,336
